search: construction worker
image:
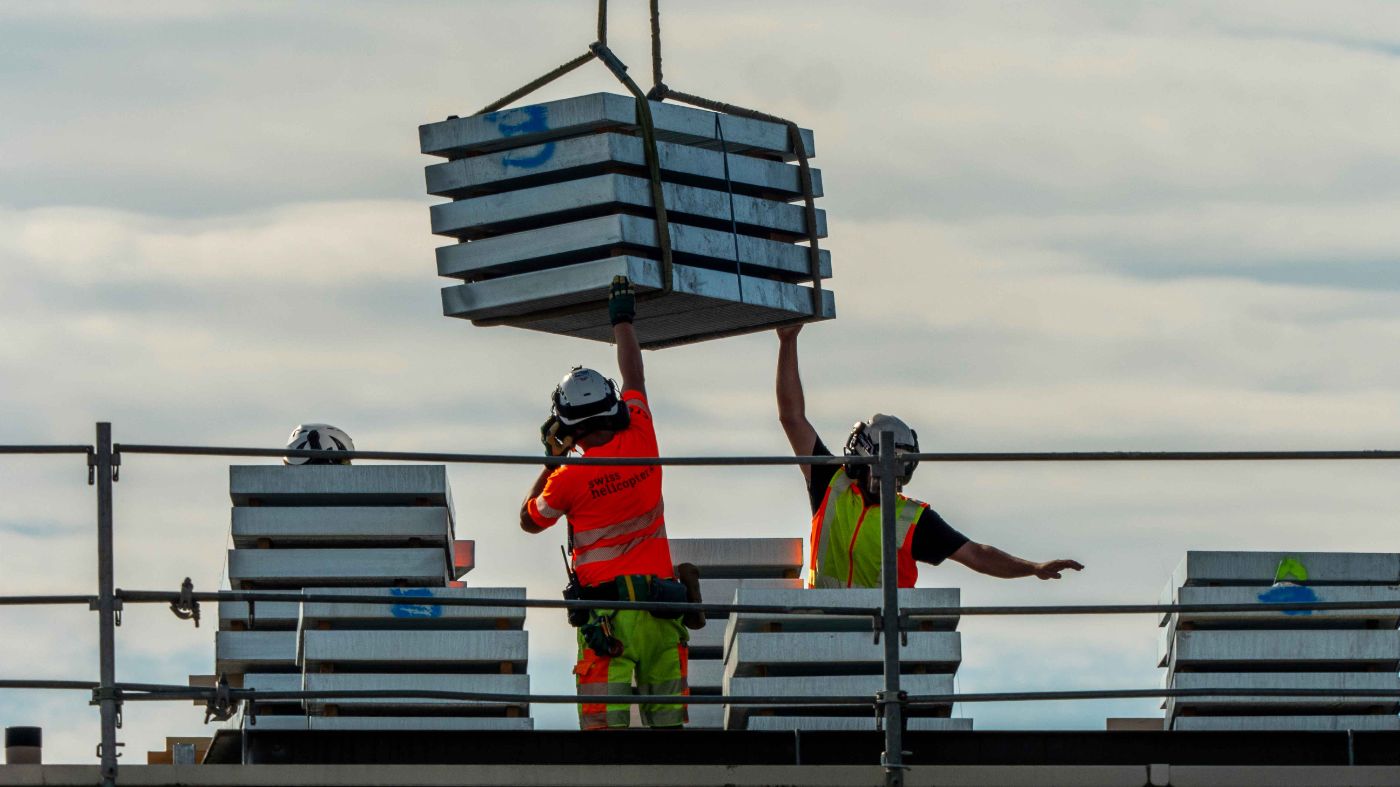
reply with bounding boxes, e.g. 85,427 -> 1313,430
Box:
282,424 -> 354,465
520,276 -> 688,730
775,325 -> 1084,588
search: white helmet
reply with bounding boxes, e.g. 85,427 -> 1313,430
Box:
283,423 -> 355,466
552,367 -> 629,433
844,413 -> 920,494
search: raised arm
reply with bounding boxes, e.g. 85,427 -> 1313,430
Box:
610,276 -> 644,396
949,541 -> 1084,580
776,325 -> 818,484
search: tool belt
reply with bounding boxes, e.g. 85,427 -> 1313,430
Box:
564,574 -> 688,658
567,574 -> 687,620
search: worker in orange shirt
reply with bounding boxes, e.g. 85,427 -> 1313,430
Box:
520,276 -> 689,730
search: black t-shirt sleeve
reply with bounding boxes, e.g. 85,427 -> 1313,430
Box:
806,437 -> 839,514
909,507 -> 969,566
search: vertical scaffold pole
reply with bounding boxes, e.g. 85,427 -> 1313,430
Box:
878,431 -> 905,786
96,422 -> 119,787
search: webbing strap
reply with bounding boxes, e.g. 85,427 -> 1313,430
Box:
466,1 -> 832,342
641,87 -> 825,349
590,42 -> 675,298
474,51 -> 596,117
713,113 -> 745,302
470,44 -> 678,329
649,0 -> 664,97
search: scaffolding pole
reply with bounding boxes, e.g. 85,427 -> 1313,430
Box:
95,423 -> 119,787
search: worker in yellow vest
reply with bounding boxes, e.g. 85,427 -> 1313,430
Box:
775,325 -> 1083,588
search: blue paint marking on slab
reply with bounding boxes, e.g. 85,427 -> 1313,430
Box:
389,587 -> 442,619
484,105 -> 555,169
1257,583 -> 1319,615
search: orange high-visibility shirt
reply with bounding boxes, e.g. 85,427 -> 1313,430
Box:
527,390 -> 674,586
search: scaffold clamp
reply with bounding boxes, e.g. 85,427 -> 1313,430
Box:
203,673 -> 239,724
169,577 -> 200,627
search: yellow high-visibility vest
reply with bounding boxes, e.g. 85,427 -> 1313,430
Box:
807,468 -> 923,589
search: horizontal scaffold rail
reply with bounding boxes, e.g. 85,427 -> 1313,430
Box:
0,444 -> 93,455
0,679 -> 100,690
9,589 -> 1400,619
14,681 -> 1400,708
114,443 -> 1400,466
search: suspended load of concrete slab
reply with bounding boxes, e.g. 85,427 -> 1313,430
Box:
419,93 -> 834,348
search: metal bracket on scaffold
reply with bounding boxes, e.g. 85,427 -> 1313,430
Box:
871,613 -> 912,646
203,673 -> 240,724
168,577 -> 200,627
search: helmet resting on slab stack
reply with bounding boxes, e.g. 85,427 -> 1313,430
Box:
283,423 -> 354,466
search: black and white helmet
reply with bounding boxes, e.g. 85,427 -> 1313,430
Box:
283,423 -> 355,466
844,413 -> 920,494
552,367 -> 629,435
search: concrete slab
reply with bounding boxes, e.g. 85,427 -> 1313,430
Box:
295,673 -> 529,713
440,255 -> 835,348
231,507 -> 453,549
214,631 -> 298,673
698,578 -> 805,612
219,592 -> 301,630
310,717 -> 534,731
726,631 -> 961,679
1105,718 -> 1166,731
724,673 -> 954,728
420,93 -> 815,162
238,674 -> 302,709
435,214 -> 831,285
684,703 -> 724,729
426,132 -> 822,201
669,539 -> 804,579
244,716 -> 535,732
1170,551 -> 1400,588
1165,585 -> 1400,629
686,621 -> 729,659
296,586 -> 526,629
1165,672 -> 1400,718
1169,629 -> 1400,671
724,589 -> 959,654
229,466 -> 453,510
298,630 -> 528,671
689,659 -> 724,693
429,174 -> 826,242
226,548 -> 449,589
743,717 -> 974,732
1172,715 -> 1400,731
238,715 -> 307,730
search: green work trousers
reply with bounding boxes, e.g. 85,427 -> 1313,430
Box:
574,608 -> 689,729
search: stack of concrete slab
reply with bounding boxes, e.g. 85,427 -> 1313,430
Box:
419,93 -> 834,348
668,538 -> 804,729
722,587 -> 971,731
204,465 -> 532,732
1160,551 -> 1400,731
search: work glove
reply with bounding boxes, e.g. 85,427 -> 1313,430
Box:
608,275 -> 635,325
540,416 -> 575,457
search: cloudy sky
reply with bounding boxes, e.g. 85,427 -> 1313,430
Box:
3,0 -> 1400,761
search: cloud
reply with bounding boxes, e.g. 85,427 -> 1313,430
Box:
4,0 -> 1400,760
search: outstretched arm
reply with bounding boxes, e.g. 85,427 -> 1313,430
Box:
776,325 -> 818,484
949,541 -> 1084,580
610,276 -> 644,396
